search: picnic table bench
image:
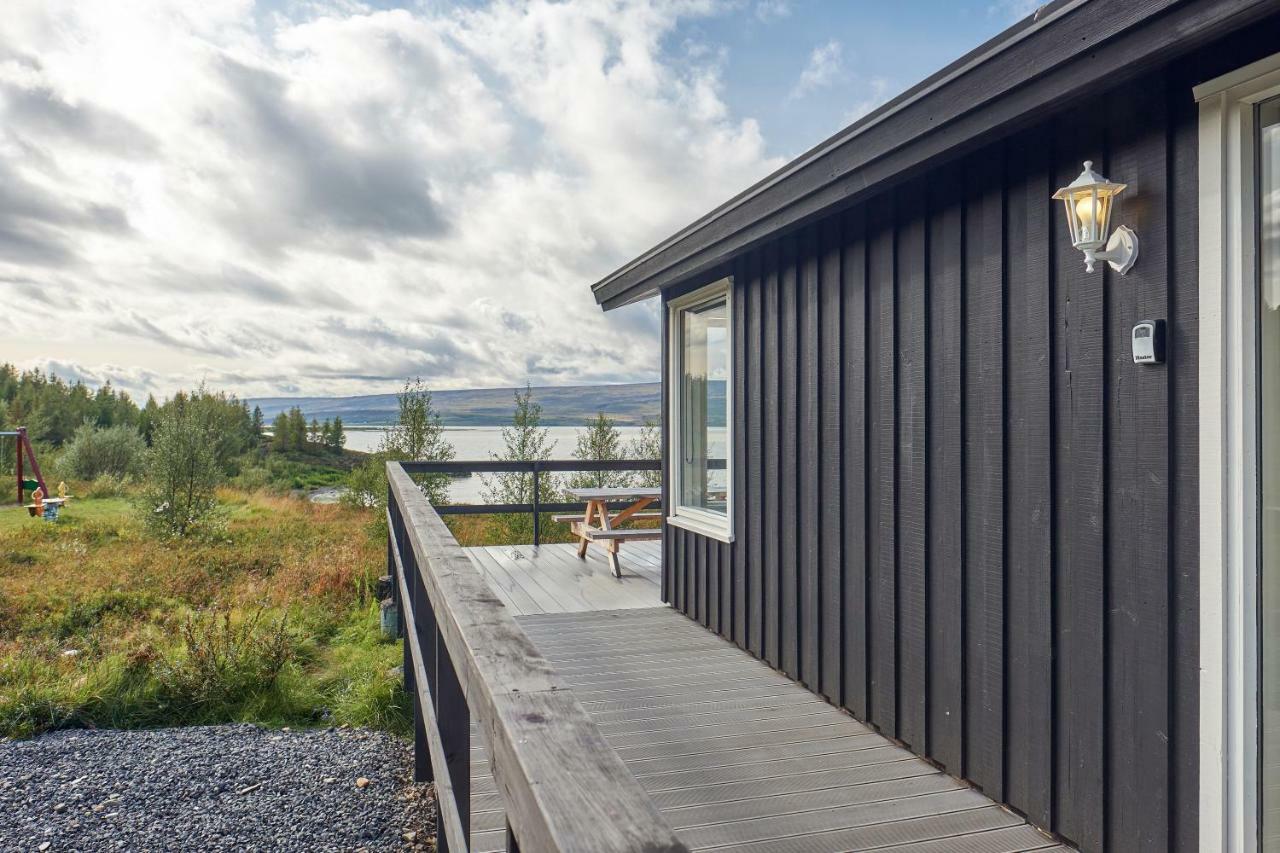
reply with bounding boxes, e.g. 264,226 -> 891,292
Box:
557,487 -> 662,578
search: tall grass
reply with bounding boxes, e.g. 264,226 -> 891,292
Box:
0,487 -> 409,739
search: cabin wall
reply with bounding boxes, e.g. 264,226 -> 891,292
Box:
661,54 -> 1234,852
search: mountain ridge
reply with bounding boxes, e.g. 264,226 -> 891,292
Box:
249,382 -> 662,427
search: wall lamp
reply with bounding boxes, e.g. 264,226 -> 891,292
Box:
1052,160 -> 1138,274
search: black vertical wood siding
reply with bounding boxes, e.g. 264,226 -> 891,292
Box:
652,46 -> 1276,848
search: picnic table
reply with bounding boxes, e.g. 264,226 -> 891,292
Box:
557,487 -> 662,578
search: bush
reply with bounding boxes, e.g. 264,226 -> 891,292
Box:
82,473 -> 134,499
56,423 -> 146,481
139,391 -> 223,538
156,607 -> 297,713
231,465 -> 273,492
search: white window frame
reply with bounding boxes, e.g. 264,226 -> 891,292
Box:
666,278 -> 734,544
1196,50 -> 1280,853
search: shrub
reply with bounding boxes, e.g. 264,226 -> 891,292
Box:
56,423 -> 146,481
82,473 -> 134,499
156,606 -> 296,713
139,391 -> 223,538
231,465 -> 273,492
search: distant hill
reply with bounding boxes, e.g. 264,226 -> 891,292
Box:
249,382 -> 663,427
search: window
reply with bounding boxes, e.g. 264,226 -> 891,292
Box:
668,279 -> 733,542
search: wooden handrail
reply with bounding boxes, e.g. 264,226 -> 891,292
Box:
387,462 -> 687,853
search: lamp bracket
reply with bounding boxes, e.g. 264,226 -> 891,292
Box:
1082,224 -> 1139,274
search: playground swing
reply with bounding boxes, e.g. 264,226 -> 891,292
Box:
2,427 -> 67,521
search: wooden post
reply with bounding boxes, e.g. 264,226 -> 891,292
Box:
436,619 -> 470,852
16,431 -> 23,505
17,428 -> 45,498
413,557 -> 433,786
531,464 -> 541,548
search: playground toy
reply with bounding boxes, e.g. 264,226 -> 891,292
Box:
2,427 -> 67,519
3,427 -> 46,505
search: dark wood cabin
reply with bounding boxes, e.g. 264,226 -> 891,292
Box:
591,2 -> 1280,851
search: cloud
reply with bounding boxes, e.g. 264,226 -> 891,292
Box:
0,0 -> 783,400
844,76 -> 893,124
753,1 -> 791,22
988,0 -> 1050,21
0,82 -> 158,158
790,39 -> 843,99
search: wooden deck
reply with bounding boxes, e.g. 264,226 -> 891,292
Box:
462,546 -> 1069,852
464,540 -> 662,615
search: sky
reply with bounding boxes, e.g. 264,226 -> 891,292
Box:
0,0 -> 1038,402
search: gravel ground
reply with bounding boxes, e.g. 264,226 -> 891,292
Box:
0,725 -> 435,852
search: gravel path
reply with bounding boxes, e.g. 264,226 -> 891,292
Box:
0,725 -> 434,852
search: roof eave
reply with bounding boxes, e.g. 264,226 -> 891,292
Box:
591,0 -> 1275,310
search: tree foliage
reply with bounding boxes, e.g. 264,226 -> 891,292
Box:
0,363 -> 139,446
481,384 -> 559,543
345,378 -> 454,513
628,418 -> 662,488
565,412 -> 631,493
140,390 -> 224,538
379,378 -> 454,504
57,422 -> 148,481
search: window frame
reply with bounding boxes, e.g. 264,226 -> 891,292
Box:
1194,50 -> 1280,853
666,278 -> 735,544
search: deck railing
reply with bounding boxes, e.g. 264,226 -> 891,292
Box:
401,458 -> 662,546
386,462 -> 685,853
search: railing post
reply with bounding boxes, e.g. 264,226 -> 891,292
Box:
531,462 -> 540,549
436,619 -> 470,852
412,549 -> 433,786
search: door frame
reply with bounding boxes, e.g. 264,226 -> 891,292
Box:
1196,50 -> 1280,853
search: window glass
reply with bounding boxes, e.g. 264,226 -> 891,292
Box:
678,295 -> 729,515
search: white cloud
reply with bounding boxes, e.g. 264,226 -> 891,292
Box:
0,0 -> 782,399
790,39 -> 842,99
988,0 -> 1048,20
844,76 -> 893,124
753,1 -> 791,22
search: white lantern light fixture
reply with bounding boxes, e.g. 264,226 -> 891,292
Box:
1052,160 -> 1138,274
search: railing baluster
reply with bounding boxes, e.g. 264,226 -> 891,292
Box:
531,464 -> 541,549
411,546 -> 433,786
436,620 -> 470,852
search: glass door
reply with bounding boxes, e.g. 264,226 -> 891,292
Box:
1261,95 -> 1280,851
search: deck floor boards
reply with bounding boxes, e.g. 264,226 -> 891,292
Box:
461,544 -> 1065,852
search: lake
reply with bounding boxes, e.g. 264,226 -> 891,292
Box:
344,425 -> 649,503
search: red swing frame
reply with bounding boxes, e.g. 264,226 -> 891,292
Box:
2,427 -> 47,505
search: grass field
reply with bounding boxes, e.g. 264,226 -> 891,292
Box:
0,488 -> 408,740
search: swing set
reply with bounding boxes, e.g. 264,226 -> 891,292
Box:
1,427 -> 60,517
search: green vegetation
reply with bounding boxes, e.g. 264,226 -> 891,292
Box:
344,378 -> 456,518
481,384 -> 561,544
0,367 -> 668,744
565,412 -> 630,493
0,489 -> 407,740
272,406 -> 346,455
0,365 -> 139,448
55,422 -> 147,482
0,364 -> 362,500
629,418 -> 662,488
140,391 -> 224,538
